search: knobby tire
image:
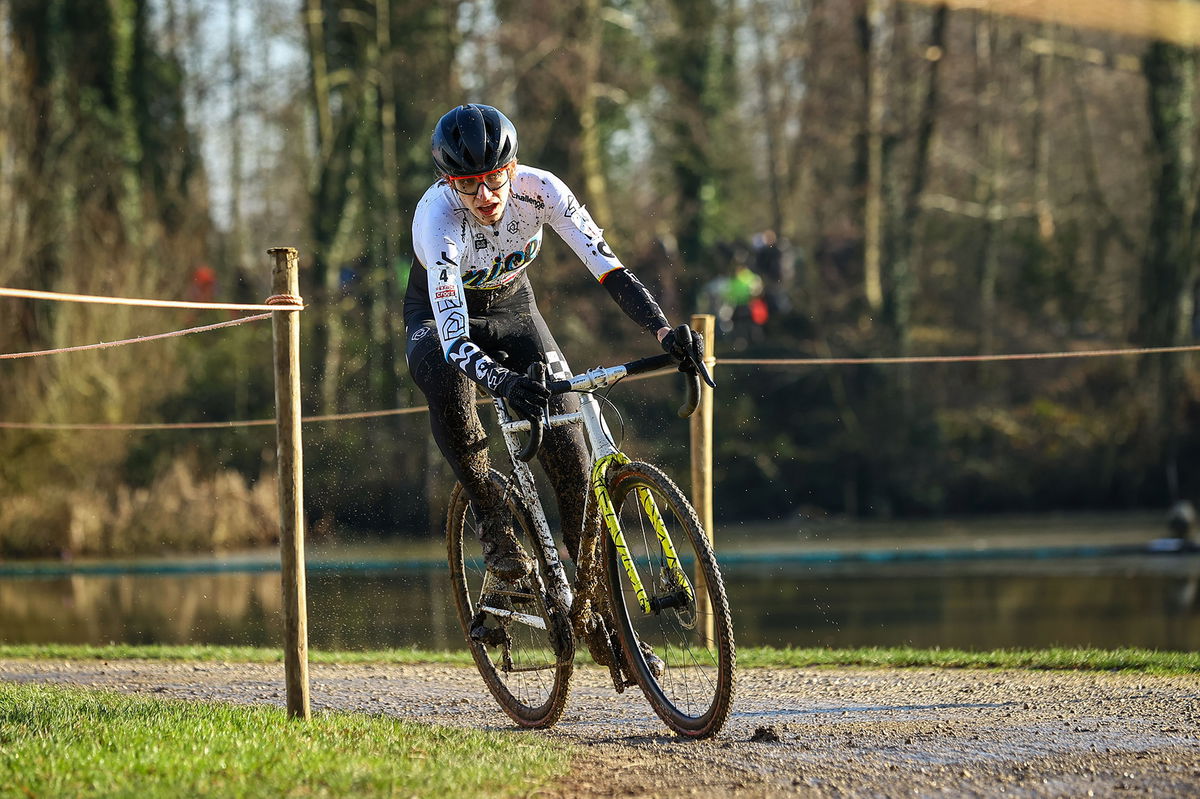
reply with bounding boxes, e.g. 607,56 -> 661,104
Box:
447,470 -> 574,728
603,461 -> 736,738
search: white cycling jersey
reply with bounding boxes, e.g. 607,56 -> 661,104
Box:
412,165 -> 624,360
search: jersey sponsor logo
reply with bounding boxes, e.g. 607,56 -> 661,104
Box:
507,220 -> 519,234
410,326 -> 430,342
448,338 -> 502,387
462,233 -> 542,288
448,338 -> 481,366
511,191 -> 545,210
435,285 -> 456,299
440,312 -> 466,340
474,234 -> 488,250
435,296 -> 462,313
597,237 -> 615,259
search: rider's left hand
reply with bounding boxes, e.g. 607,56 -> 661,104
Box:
661,324 -> 703,369
660,324 -> 716,388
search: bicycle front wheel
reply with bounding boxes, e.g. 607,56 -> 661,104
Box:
603,461 -> 736,738
447,472 -> 574,728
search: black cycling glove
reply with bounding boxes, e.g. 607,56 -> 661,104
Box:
496,370 -> 550,421
661,324 -> 704,371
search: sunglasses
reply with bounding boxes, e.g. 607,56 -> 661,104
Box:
447,164 -> 512,195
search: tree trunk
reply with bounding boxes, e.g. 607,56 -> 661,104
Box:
1030,21 -> 1055,242
109,0 -> 146,254
374,0 -> 401,410
577,0 -> 612,231
663,0 -> 718,272
305,0 -> 333,171
974,14 -> 1005,358
751,0 -> 785,235
886,4 -> 946,359
1138,40 -> 1197,352
1138,36 -> 1199,496
226,0 -> 248,278
863,0 -> 893,314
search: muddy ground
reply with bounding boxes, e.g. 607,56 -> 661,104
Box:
2,659 -> 1199,797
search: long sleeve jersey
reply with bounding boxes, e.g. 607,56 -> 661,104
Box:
410,164 -> 669,390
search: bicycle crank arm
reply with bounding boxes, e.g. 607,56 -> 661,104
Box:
479,605 -> 548,631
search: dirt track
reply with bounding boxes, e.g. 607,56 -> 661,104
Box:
3,658 -> 1200,797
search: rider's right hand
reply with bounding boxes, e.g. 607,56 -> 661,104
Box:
496,370 -> 550,421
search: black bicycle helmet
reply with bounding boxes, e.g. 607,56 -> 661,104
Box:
431,104 -> 518,177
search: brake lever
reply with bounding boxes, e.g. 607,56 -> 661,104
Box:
692,353 -> 716,389
515,361 -> 547,462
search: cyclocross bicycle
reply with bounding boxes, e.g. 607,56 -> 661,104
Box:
445,350 -> 736,739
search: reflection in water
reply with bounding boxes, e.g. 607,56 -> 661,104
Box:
3,557 -> 1200,651
730,562 -> 1200,651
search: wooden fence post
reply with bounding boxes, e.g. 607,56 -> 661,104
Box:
690,313 -> 716,647
268,246 -> 310,720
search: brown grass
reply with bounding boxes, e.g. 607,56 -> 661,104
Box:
0,455 -> 278,558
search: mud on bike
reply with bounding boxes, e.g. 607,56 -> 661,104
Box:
445,349 -> 736,739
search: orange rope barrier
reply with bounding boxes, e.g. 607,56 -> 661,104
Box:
265,293 -> 304,308
3,343 -> 1195,430
0,314 -> 272,360
0,286 -> 303,311
0,406 -> 433,431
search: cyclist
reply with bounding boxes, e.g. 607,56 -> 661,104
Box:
404,103 -> 706,582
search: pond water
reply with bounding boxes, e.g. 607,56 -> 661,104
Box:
3,514 -> 1199,652
5,558 -> 1199,652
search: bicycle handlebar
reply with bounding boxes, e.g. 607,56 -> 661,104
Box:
545,352 -> 713,419
517,349 -> 715,461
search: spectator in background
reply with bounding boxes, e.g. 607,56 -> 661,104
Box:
186,264 -> 217,322
188,264 -> 217,303
728,260 -> 766,346
700,241 -> 767,347
752,229 -> 795,320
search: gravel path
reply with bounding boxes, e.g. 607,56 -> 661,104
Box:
3,658 -> 1200,797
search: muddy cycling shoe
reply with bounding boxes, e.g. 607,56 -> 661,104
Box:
477,509 -> 534,581
638,639 -> 666,680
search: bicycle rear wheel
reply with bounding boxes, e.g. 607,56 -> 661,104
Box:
603,461 -> 735,738
447,472 -> 573,728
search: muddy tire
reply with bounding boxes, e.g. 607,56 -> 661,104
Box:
447,471 -> 573,728
603,461 -> 736,738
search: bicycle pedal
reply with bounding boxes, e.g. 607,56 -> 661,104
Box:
470,621 -> 510,647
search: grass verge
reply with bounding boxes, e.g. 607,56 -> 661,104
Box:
0,681 -> 568,799
734,646 -> 1200,674
1,644 -> 1198,674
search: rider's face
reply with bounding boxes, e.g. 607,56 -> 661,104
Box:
450,163 -> 514,226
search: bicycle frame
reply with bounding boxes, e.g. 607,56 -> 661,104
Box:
491,363 -> 695,622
